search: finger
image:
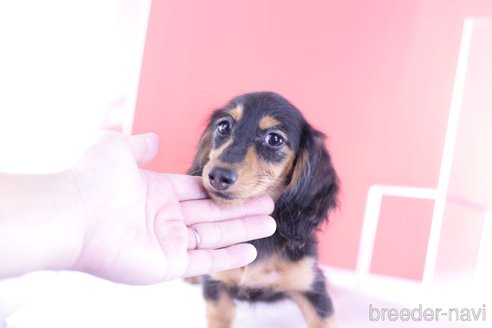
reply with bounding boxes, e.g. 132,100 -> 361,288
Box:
127,133 -> 159,164
164,174 -> 209,201
142,173 -> 209,210
187,215 -> 276,250
184,243 -> 258,278
181,194 -> 274,226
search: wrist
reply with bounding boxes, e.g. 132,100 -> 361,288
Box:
51,170 -> 86,271
0,171 -> 84,278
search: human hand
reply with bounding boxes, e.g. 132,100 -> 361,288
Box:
70,132 -> 276,284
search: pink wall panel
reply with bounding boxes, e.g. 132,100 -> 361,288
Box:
370,198 -> 434,281
435,202 -> 484,283
134,0 -> 492,279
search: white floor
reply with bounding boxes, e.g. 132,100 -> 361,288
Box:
0,271 -> 482,328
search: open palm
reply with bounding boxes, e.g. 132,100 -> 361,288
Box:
71,132 -> 275,284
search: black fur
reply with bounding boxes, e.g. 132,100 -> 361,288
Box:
202,275 -> 287,303
271,125 -> 339,261
188,91 -> 339,323
304,269 -> 335,318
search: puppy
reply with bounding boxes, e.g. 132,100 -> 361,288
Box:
189,92 -> 339,328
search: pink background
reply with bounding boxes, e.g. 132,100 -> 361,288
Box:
133,0 -> 492,281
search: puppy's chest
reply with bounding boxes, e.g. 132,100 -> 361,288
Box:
211,255 -> 315,292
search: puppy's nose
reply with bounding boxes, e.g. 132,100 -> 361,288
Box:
208,167 -> 237,191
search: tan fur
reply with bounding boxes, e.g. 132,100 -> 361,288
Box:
203,144 -> 295,201
207,139 -> 233,162
290,293 -> 337,328
286,147 -> 309,191
209,256 -> 336,327
286,133 -> 327,191
198,110 -> 336,328
211,267 -> 244,285
259,115 -> 281,130
233,146 -> 293,200
206,289 -> 236,328
228,104 -> 243,122
184,276 -> 201,284
211,255 -> 315,292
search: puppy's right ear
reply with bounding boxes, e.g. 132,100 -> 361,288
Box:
187,123 -> 213,176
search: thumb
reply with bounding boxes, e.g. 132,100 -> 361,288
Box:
127,133 -> 159,164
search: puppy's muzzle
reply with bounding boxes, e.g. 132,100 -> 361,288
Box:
208,167 -> 237,191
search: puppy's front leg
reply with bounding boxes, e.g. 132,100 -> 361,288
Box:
289,272 -> 336,328
290,291 -> 336,328
203,277 -> 236,328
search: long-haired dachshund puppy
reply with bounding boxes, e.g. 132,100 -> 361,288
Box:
189,92 -> 339,328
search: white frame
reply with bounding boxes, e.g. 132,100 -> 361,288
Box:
344,18 -> 492,304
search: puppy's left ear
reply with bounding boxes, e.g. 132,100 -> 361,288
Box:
275,126 -> 339,245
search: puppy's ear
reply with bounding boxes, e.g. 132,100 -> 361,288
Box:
188,125 -> 213,176
275,126 -> 339,251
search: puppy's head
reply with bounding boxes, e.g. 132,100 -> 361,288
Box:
189,92 -> 338,223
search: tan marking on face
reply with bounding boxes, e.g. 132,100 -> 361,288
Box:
202,142 -> 295,203
233,146 -> 295,200
205,288 -> 236,328
202,139 -> 233,195
290,293 -> 337,328
228,104 -> 243,122
259,115 -> 281,130
207,138 -> 233,162
211,256 -> 316,292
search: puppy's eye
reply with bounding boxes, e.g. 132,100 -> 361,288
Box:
265,133 -> 284,147
216,121 -> 231,136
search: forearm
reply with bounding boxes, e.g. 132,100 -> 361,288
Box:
0,172 -> 83,278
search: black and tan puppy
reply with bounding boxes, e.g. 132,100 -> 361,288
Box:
189,92 -> 339,328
